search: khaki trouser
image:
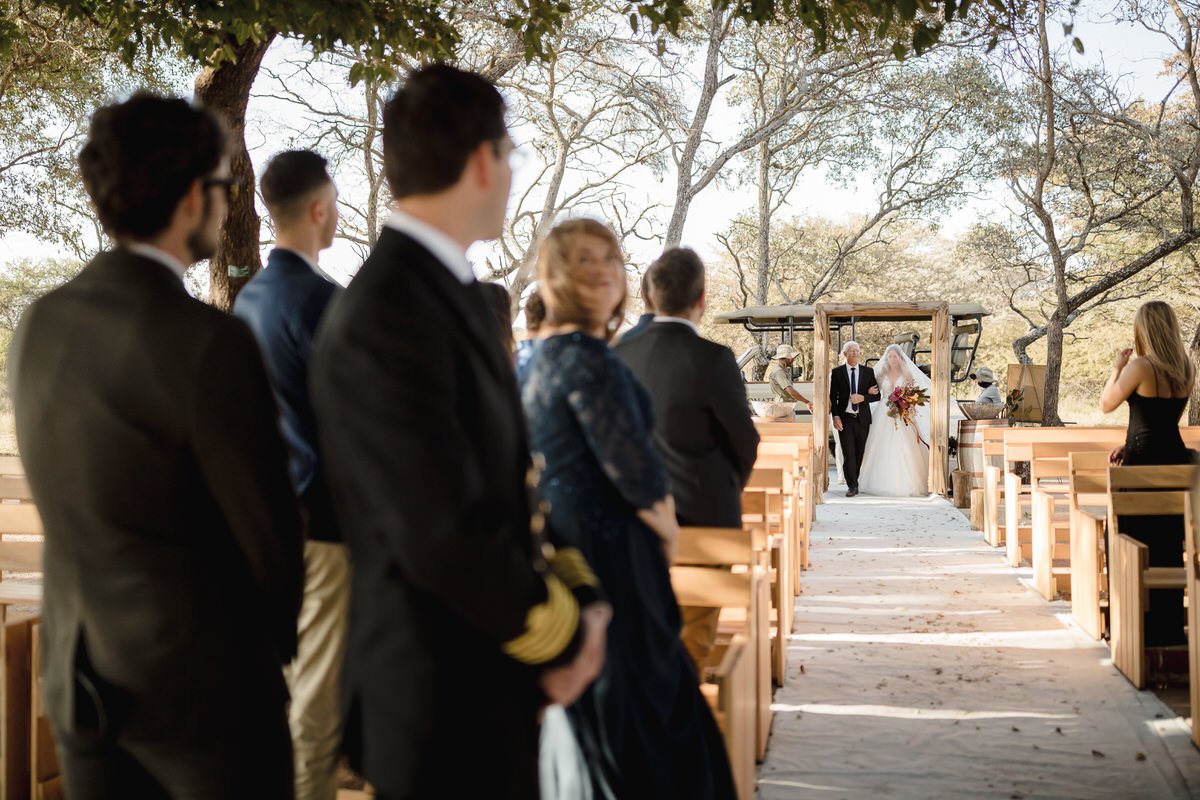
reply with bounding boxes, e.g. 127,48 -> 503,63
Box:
283,541 -> 350,800
680,605 -> 721,674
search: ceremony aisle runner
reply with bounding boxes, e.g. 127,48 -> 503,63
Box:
758,491 -> 1200,799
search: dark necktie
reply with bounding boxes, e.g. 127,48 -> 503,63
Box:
850,367 -> 859,413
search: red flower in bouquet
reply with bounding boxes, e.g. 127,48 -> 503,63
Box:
886,383 -> 929,428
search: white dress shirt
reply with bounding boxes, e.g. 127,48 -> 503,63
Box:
384,209 -> 474,285
845,363 -> 862,415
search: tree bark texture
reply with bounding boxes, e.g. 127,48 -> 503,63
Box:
194,33 -> 276,311
755,138 -> 771,304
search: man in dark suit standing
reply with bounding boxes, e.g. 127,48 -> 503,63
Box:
310,65 -> 608,799
615,247 -> 760,670
9,94 -> 304,797
233,150 -> 345,800
615,268 -> 656,345
830,341 -> 880,497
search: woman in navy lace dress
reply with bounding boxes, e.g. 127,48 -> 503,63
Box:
1100,300 -> 1196,646
520,219 -> 734,800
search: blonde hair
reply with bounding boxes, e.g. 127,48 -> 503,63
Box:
1133,300 -> 1193,395
536,219 -> 627,341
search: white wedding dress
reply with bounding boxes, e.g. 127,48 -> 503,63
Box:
858,345 -> 930,497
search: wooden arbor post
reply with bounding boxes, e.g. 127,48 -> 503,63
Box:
812,302 -> 951,496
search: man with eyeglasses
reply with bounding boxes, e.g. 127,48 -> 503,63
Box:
312,65 -> 609,799
9,92 -> 304,798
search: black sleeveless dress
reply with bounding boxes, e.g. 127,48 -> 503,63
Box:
1117,366 -> 1194,646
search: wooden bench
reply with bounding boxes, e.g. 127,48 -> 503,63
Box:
981,427 -> 1006,547
0,459 -> 55,800
1107,466 -> 1196,689
744,470 -> 791,685
1067,451 -> 1111,639
1186,488 -> 1200,749
755,422 -> 816,549
699,635 -> 754,800
672,526 -> 770,769
1000,428 -> 1128,568
754,442 -> 805,594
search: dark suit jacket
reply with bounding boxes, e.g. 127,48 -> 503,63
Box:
830,362 -> 880,424
615,312 -> 655,346
234,248 -> 340,541
615,321 -> 760,528
311,228 -> 587,798
9,248 -> 304,747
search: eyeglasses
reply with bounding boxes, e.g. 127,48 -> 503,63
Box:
203,176 -> 241,202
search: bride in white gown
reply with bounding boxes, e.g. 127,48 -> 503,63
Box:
858,344 -> 930,497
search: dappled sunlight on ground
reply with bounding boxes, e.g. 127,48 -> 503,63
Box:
758,489 -> 1200,799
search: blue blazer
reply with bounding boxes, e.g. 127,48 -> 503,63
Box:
234,248 -> 341,541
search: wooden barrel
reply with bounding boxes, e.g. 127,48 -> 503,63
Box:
957,419 -> 1006,491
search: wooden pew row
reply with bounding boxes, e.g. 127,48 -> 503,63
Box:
743,471 -> 790,686
1068,451 -> 1110,639
672,527 -> 766,799
1106,467 -> 1195,690
1028,441 -> 1124,600
1187,489 -> 1200,749
989,427 -> 1200,567
1000,428 -> 1127,568
0,460 -> 56,800
753,445 -> 804,604
754,422 -> 816,574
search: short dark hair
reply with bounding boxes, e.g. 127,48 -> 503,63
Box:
481,282 -> 514,361
78,92 -> 227,239
649,247 -> 705,316
524,290 -> 546,332
261,150 -> 332,224
640,268 -> 654,312
383,64 -> 507,199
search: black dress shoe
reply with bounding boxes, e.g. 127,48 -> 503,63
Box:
846,488 -> 859,497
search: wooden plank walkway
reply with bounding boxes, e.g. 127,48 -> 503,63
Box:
758,489 -> 1200,799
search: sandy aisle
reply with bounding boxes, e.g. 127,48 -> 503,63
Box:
757,490 -> 1200,799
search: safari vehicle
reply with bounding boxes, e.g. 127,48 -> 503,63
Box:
714,303 -> 991,423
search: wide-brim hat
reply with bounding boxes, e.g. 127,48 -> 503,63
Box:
972,366 -> 995,382
774,344 -> 800,360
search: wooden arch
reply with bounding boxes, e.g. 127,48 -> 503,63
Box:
813,302 -> 951,495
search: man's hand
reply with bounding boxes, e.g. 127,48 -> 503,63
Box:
833,416 -> 843,432
850,393 -> 865,404
539,602 -> 611,707
868,386 -> 879,396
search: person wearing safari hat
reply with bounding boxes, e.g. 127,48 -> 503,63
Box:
766,343 -> 813,408
972,366 -> 1002,405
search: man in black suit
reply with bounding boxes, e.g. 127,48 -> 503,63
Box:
9,94 -> 304,798
233,150 -> 345,800
310,65 -> 608,799
615,267 -> 656,344
830,341 -> 880,497
615,247 -> 760,669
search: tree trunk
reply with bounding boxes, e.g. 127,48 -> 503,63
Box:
1040,312 -> 1064,425
194,33 -> 276,311
663,5 -> 726,248
755,139 -> 771,304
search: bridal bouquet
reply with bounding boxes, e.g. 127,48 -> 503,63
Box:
887,384 -> 929,429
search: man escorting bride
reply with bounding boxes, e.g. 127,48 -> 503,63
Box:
857,344 -> 931,497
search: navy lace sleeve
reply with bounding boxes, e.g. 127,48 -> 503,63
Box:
565,342 -> 670,510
